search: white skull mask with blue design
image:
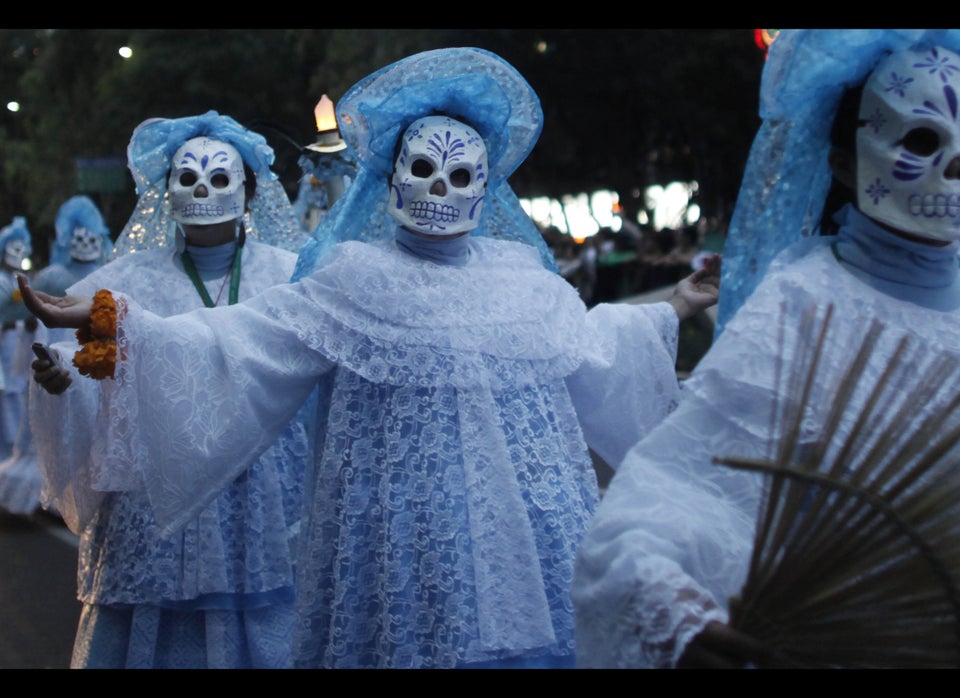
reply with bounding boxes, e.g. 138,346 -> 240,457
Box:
388,116 -> 488,236
3,239 -> 27,270
168,137 -> 246,225
857,45 -> 960,240
69,226 -> 103,262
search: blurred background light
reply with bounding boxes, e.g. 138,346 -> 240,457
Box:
520,181 -> 698,240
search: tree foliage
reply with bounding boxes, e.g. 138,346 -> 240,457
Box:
0,28 -> 763,262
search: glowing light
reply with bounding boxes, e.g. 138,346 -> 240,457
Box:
118,46 -> 133,59
590,190 -> 621,232
306,94 -> 346,155
521,182 -> 697,239
6,101 -> 19,113
754,29 -> 780,57
645,181 -> 700,231
313,95 -> 338,133
562,193 -> 600,238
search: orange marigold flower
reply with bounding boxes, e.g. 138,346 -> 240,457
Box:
11,288 -> 22,303
88,289 -> 117,338
73,339 -> 116,380
75,325 -> 93,345
72,289 -> 119,380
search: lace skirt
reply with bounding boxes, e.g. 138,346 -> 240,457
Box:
71,601 -> 296,669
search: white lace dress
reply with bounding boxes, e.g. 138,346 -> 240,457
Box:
81,235 -> 683,668
29,241 -> 310,668
572,226 -> 960,668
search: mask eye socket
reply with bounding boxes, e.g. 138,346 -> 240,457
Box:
449,168 -> 471,188
178,171 -> 198,187
410,159 -> 434,179
210,172 -> 230,189
900,127 -> 940,157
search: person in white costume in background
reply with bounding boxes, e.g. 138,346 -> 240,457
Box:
572,29 -> 960,669
0,217 -> 35,464
0,196 -> 111,516
35,196 -> 112,301
21,48 -> 719,668
27,111 -> 310,668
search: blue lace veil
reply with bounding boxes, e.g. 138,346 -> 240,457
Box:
716,29 -> 960,335
292,47 -> 557,281
0,216 -> 32,258
51,195 -> 111,267
111,110 -> 303,258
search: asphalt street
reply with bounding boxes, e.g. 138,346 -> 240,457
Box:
0,510 -> 80,669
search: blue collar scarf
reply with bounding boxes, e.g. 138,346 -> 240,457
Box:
183,239 -> 239,278
832,204 -> 960,310
395,227 -> 471,267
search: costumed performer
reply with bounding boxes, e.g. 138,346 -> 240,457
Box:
0,217 -> 35,464
22,48 -> 719,668
572,29 -> 960,668
27,111 -> 310,669
0,196 -> 111,516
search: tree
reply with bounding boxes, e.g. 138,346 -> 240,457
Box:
0,28 -> 764,259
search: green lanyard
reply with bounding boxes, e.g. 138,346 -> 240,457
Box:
180,244 -> 243,308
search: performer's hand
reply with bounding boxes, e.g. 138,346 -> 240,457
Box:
668,254 -> 721,322
17,274 -> 93,329
676,620 -> 770,669
32,349 -> 72,396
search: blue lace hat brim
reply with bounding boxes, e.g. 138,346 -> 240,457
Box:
293,47 -> 558,281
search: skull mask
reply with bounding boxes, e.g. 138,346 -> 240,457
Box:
3,238 -> 28,270
69,226 -> 103,263
388,116 -> 488,236
168,137 -> 246,225
857,45 -> 960,241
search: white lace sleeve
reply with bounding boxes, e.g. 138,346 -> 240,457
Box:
29,338 -> 103,534
92,287 -> 334,535
574,237 -> 960,668
572,387 -> 763,668
571,283 -> 799,668
566,301 -> 681,470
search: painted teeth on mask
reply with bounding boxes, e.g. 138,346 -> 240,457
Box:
410,201 -> 460,222
907,192 -> 960,218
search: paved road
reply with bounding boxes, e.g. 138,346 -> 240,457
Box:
0,511 -> 80,669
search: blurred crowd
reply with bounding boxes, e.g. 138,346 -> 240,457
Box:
542,214 -> 727,307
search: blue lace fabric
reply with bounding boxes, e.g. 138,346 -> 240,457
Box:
101,236 -> 592,667
73,49 -> 688,669
718,29 -> 960,334
29,241 -> 309,668
30,118 -> 310,667
292,47 -> 557,281
91,219 -> 687,667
